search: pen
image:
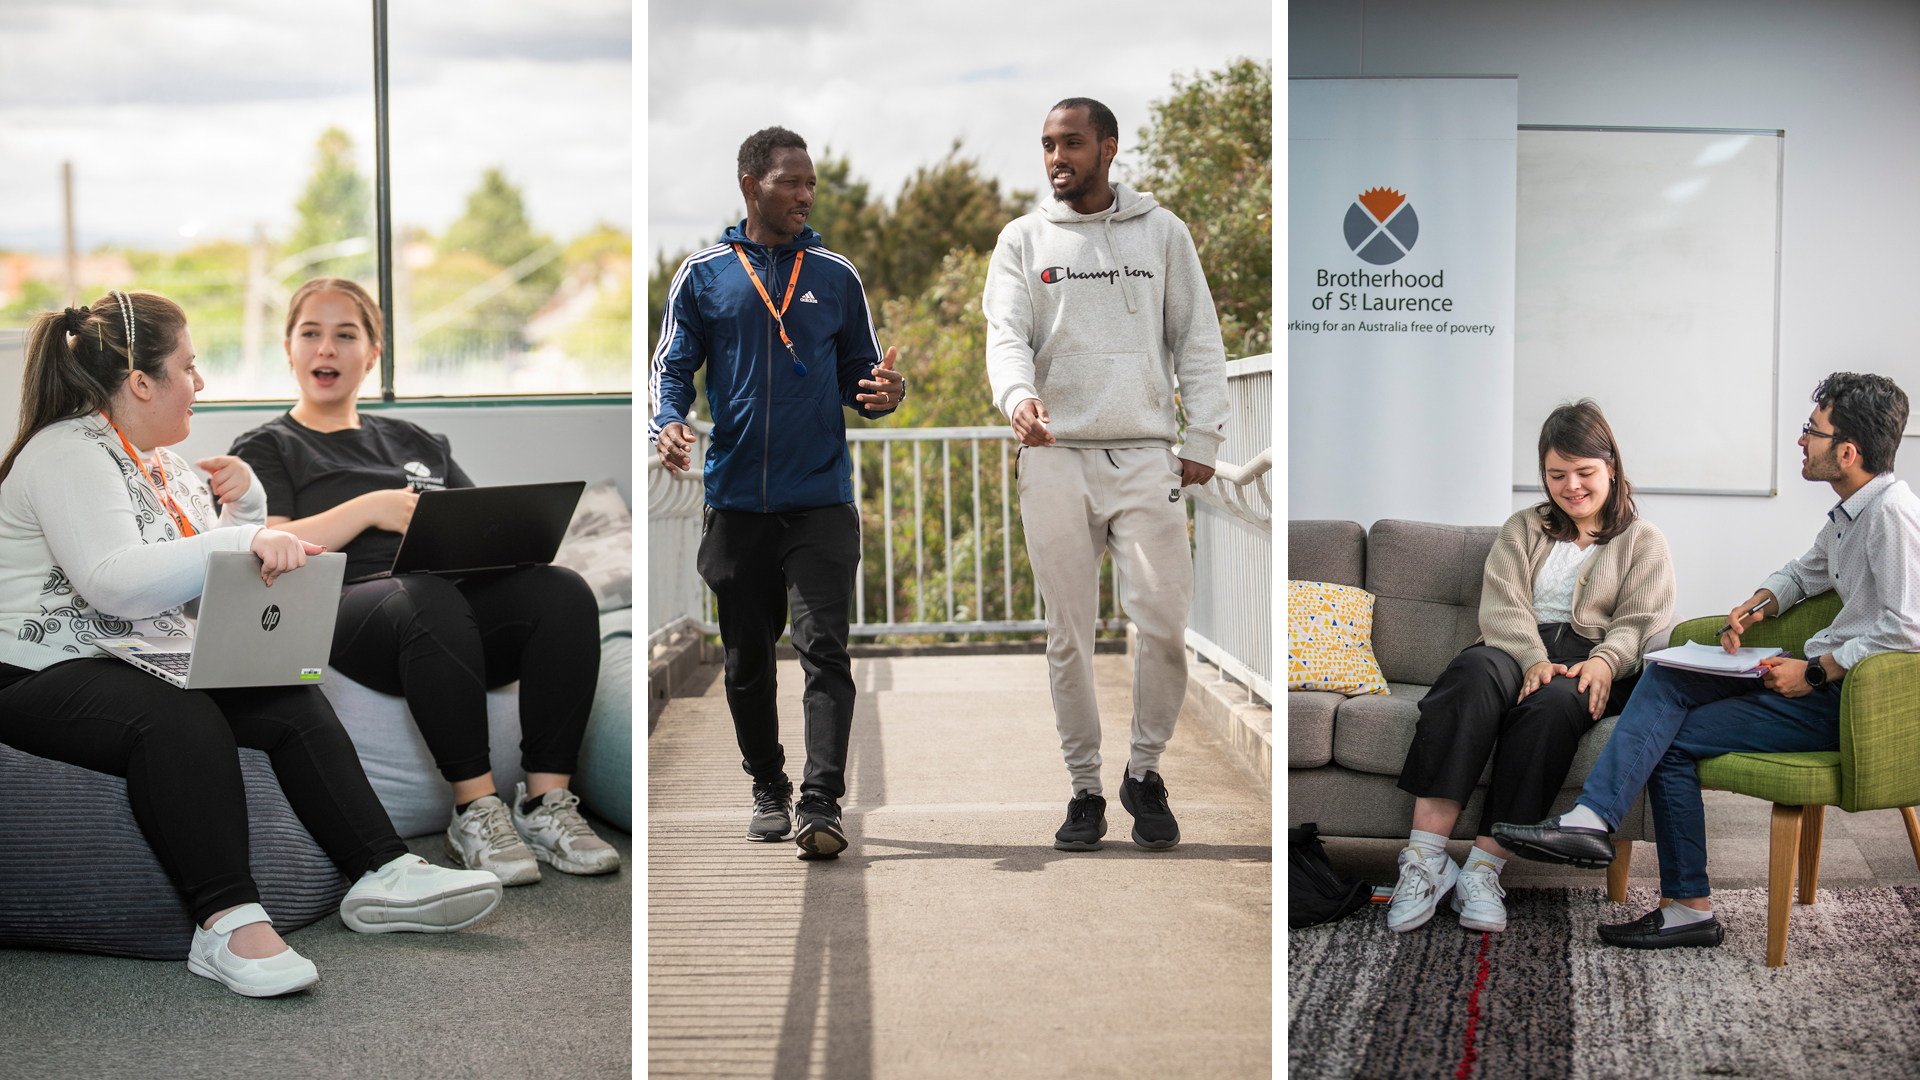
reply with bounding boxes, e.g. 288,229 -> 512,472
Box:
1717,600 -> 1770,637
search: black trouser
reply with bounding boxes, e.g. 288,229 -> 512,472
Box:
1396,623 -> 1642,838
331,565 -> 601,784
0,659 -> 408,926
696,503 -> 860,800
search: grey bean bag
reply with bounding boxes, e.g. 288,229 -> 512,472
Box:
0,741 -> 350,961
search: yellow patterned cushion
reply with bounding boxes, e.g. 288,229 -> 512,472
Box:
1287,580 -> 1390,696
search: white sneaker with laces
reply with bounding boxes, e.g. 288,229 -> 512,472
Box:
446,794 -> 542,886
187,902 -> 319,998
1450,863 -> 1508,932
339,853 -> 503,933
511,783 -> 622,876
1386,846 -> 1460,933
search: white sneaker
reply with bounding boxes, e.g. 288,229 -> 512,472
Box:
339,853 -> 503,933
1450,863 -> 1508,932
1386,846 -> 1460,933
446,794 -> 542,886
186,903 -> 319,998
512,783 -> 622,876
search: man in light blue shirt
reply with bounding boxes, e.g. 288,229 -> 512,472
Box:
1494,372 -> 1920,949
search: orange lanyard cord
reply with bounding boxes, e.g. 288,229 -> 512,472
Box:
733,244 -> 807,376
102,413 -> 197,538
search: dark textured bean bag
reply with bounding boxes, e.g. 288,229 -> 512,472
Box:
0,741 -> 351,960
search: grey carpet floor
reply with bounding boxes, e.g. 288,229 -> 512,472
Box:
0,817 -> 631,1080
1290,884 -> 1920,1080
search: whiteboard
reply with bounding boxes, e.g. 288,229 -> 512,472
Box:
1513,127 -> 1783,495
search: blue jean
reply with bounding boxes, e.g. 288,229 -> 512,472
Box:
1577,663 -> 1841,899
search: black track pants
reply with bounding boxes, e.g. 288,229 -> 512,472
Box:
696,503 -> 860,800
0,658 -> 408,925
330,565 -> 602,784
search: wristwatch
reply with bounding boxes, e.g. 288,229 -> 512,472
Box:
1805,658 -> 1829,688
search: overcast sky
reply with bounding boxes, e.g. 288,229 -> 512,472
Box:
0,0 -> 631,254
645,0 -> 1272,262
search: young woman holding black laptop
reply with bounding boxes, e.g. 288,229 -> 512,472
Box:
228,277 -> 618,889
0,290 -> 504,998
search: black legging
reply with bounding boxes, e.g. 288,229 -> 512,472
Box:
329,565 -> 600,784
0,659 -> 409,925
1397,623 -> 1642,837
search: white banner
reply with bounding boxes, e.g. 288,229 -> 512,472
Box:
1287,77 -> 1517,530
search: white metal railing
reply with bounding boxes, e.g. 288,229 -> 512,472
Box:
1187,355 -> 1273,704
647,354 -> 1272,689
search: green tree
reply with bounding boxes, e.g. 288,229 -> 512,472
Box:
804,153 -> 883,275
287,127 -> 372,278
872,144 -> 1030,305
440,167 -> 559,293
1132,57 -> 1273,358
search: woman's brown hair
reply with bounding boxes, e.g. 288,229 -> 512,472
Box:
284,276 -> 384,354
1535,399 -> 1637,543
1,290 -> 188,484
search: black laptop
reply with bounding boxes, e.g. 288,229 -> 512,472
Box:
348,480 -> 587,583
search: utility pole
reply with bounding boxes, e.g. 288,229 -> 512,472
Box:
61,162 -> 77,308
241,223 -> 268,393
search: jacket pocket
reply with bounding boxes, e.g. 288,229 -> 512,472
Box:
1034,351 -> 1171,441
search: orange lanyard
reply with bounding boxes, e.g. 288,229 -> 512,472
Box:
102,413 -> 197,538
733,244 -> 807,376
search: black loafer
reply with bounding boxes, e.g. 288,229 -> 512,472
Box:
1490,818 -> 1616,869
1596,908 -> 1724,950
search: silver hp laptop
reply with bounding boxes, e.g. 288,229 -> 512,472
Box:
95,551 -> 347,689
348,481 -> 585,584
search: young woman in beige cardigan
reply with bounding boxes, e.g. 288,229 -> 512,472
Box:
1387,400 -> 1676,934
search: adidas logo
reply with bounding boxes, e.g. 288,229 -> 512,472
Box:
798,291 -> 818,304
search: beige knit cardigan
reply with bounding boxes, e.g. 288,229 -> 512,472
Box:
1479,507 -> 1677,679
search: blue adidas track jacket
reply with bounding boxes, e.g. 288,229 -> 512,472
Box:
648,223 -> 893,512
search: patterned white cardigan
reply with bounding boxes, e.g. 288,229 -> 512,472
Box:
0,414 -> 266,671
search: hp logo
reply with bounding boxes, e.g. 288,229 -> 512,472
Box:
261,605 -> 281,632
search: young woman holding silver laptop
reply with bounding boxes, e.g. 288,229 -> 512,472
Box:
0,290 -> 505,998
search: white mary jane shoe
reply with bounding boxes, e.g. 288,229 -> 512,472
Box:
186,903 -> 319,998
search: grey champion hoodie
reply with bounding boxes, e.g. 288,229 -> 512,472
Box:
983,182 -> 1229,467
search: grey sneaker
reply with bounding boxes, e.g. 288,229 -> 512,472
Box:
512,783 -> 622,876
747,777 -> 794,842
446,794 -> 541,886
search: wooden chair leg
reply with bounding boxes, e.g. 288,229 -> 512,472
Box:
1767,802 -> 1803,967
1797,805 -> 1825,905
1607,840 -> 1632,902
1902,807 -> 1920,872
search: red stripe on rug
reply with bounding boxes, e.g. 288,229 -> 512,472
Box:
1452,931 -> 1494,1080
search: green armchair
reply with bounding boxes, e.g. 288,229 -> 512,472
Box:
1667,590 -> 1920,966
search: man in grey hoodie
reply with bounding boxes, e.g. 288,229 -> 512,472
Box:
983,97 -> 1230,852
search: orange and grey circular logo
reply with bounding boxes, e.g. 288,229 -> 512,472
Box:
261,605 -> 281,632
1345,187 -> 1418,265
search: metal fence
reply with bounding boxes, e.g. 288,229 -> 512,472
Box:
646,355 -> 1272,703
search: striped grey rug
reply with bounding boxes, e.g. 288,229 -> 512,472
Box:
1289,886 -> 1920,1079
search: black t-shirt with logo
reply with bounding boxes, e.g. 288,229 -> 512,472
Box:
229,413 -> 474,581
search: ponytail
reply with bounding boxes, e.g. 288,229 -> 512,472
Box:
0,290 -> 187,485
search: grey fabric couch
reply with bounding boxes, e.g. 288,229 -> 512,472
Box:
1288,518 -> 1655,897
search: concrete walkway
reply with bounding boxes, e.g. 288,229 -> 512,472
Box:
647,651 -> 1272,1080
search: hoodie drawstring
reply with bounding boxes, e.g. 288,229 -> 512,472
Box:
1103,218 -> 1136,314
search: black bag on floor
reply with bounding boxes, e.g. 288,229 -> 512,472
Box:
1288,822 -> 1372,929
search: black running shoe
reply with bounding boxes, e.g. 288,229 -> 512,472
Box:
1119,771 -> 1180,850
793,792 -> 847,858
1054,792 -> 1107,851
746,777 -> 793,842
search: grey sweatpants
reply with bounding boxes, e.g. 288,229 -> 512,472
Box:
1018,445 -> 1194,795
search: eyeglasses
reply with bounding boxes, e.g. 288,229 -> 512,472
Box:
1801,422 -> 1841,441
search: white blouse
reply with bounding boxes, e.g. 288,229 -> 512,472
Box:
1531,539 -> 1599,625
0,414 -> 266,670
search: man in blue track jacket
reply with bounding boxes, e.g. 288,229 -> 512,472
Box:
650,126 -> 903,859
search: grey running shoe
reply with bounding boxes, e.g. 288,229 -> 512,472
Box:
446,794 -> 541,886
747,777 -> 794,842
511,783 -> 622,876
793,792 -> 846,858
1053,791 -> 1107,851
1119,771 -> 1180,850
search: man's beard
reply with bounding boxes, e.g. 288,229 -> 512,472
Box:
1051,170 -> 1097,204
1803,443 -> 1843,481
